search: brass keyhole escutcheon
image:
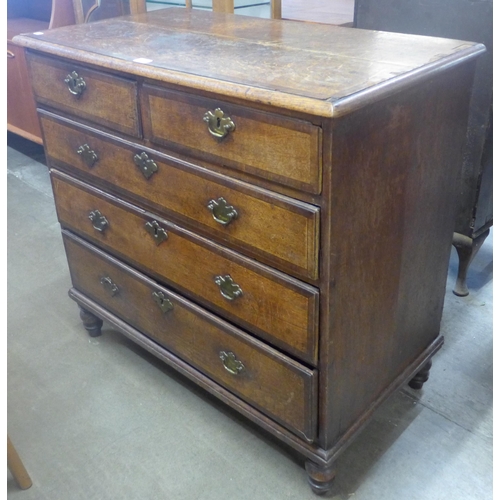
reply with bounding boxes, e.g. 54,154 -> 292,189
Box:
145,220 -> 168,245
134,152 -> 158,180
207,197 -> 238,226
203,108 -> 235,139
219,351 -> 245,375
64,71 -> 86,97
152,291 -> 174,314
214,275 -> 243,301
77,144 -> 98,168
88,209 -> 109,232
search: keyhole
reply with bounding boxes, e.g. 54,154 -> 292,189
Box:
217,117 -> 221,129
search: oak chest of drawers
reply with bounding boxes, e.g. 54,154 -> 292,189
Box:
15,9 -> 484,494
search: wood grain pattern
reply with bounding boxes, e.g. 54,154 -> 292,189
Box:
63,231 -> 318,441
27,52 -> 140,137
52,171 -> 319,364
319,60 -> 476,449
40,111 -> 320,280
13,9 -> 484,117
17,9 -> 485,492
141,85 -> 322,193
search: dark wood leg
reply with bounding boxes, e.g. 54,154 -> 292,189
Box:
79,306 -> 103,337
305,460 -> 336,495
452,229 -> 490,297
408,360 -> 432,390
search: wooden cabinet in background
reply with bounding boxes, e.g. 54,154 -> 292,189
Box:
354,0 -> 493,296
7,0 -> 75,144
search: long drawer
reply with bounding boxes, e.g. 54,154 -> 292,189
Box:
40,111 -> 320,280
51,170 -> 319,364
141,84 -> 323,194
63,231 -> 318,441
27,52 -> 140,137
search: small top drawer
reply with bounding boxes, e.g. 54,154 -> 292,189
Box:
141,85 -> 322,194
26,52 -> 140,137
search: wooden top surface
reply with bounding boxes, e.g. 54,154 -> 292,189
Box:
13,8 -> 485,116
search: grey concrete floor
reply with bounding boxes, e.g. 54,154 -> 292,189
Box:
7,131 -> 492,499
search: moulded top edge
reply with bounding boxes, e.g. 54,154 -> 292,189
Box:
13,8 -> 485,118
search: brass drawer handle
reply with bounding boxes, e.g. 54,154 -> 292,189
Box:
207,197 -> 238,226
88,209 -> 109,232
145,220 -> 168,245
203,108 -> 235,139
100,276 -> 119,296
77,144 -> 98,168
152,291 -> 174,313
64,71 -> 86,97
134,152 -> 158,180
219,351 -> 245,375
7,50 -> 15,58
214,275 -> 243,301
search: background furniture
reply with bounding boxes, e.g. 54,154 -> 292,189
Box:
7,0 -> 75,144
71,0 -> 279,21
354,0 -> 493,296
72,0 -> 146,23
15,9 -> 483,493
7,436 -> 32,490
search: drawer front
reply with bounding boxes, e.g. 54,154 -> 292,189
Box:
40,112 -> 320,280
63,232 -> 318,441
52,171 -> 319,364
141,85 -> 322,194
27,52 -> 140,137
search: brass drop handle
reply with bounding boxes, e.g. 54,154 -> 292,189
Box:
207,197 -> 238,226
64,71 -> 86,97
100,276 -> 119,296
77,144 -> 98,168
203,108 -> 235,139
219,351 -> 245,375
214,275 -> 243,301
88,209 -> 109,232
134,152 -> 158,180
7,50 -> 15,58
152,291 -> 174,314
145,220 -> 168,245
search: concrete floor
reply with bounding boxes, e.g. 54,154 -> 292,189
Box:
7,130 -> 492,499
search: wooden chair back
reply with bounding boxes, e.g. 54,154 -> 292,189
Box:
212,0 -> 281,18
72,1 -> 282,24
72,0 -> 146,24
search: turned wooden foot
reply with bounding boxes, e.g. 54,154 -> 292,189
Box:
305,460 -> 336,495
452,229 -> 490,297
79,306 -> 103,337
408,360 -> 432,390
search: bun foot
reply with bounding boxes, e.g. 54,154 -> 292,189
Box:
79,306 -> 103,337
305,460 -> 336,495
408,360 -> 432,390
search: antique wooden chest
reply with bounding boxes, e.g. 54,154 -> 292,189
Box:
14,9 -> 484,493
